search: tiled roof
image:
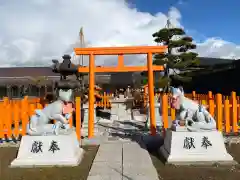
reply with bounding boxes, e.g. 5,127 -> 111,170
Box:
0,67 -> 59,77
0,57 -> 235,85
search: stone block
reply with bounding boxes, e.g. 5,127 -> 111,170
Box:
89,161 -> 121,176
88,174 -> 122,180
160,130 -> 236,165
122,175 -> 159,180
10,132 -> 84,167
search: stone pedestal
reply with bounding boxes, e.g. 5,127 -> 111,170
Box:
160,129 -> 236,165
10,132 -> 84,167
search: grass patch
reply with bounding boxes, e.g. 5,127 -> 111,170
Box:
0,145 -> 99,180
149,144 -> 240,180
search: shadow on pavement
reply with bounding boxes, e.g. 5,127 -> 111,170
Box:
98,120 -> 167,164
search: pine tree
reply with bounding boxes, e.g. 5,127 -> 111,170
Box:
150,21 -> 199,92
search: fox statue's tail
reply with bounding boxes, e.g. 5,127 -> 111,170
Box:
27,110 -> 53,136
27,115 -> 43,136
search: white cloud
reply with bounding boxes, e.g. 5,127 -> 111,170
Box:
196,38 -> 240,59
0,0 -> 239,67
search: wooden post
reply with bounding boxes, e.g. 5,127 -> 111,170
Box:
13,103 -> 19,137
118,54 -> 124,67
162,94 -> 169,129
231,91 -> 238,133
171,108 -> 175,121
208,91 -> 214,116
192,91 -> 196,100
216,94 -> 223,131
0,103 -> 3,139
21,97 -> 28,135
68,114 -> 73,128
147,52 -> 156,135
88,53 -> 95,138
224,99 -> 230,134
76,97 -> 81,140
103,92 -> 107,108
6,104 -> 11,138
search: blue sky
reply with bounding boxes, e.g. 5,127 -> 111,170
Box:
0,0 -> 239,66
131,0 -> 240,44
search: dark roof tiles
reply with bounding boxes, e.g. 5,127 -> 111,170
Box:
0,67 -> 59,77
0,57 -> 235,78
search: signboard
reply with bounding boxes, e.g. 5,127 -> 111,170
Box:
11,133 -> 83,167
160,130 -> 234,163
165,131 -> 228,156
30,140 -> 60,154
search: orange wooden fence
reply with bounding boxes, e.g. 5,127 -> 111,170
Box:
0,91 -> 239,142
0,97 -> 79,140
96,92 -> 112,108
0,93 -> 112,141
161,92 -> 240,135
0,96 -> 41,140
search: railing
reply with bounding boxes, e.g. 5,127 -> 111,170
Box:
161,92 -> 240,135
0,94 -> 112,141
141,91 -> 240,135
0,97 -> 78,140
95,91 -> 240,135
95,92 -> 112,108
0,91 -> 240,142
0,97 -> 41,140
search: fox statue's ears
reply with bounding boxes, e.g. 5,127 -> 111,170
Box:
178,86 -> 184,94
170,86 -> 184,98
59,89 -> 72,93
58,89 -> 73,102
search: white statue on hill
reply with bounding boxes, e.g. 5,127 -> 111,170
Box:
27,89 -> 74,136
170,86 -> 216,132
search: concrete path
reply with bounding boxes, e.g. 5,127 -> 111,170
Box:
87,141 -> 159,180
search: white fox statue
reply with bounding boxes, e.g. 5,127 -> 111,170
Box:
27,89 -> 74,136
170,87 -> 217,132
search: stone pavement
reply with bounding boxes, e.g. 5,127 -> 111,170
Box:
87,141 -> 159,180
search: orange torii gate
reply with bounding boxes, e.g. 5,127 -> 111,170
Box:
74,46 -> 167,138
